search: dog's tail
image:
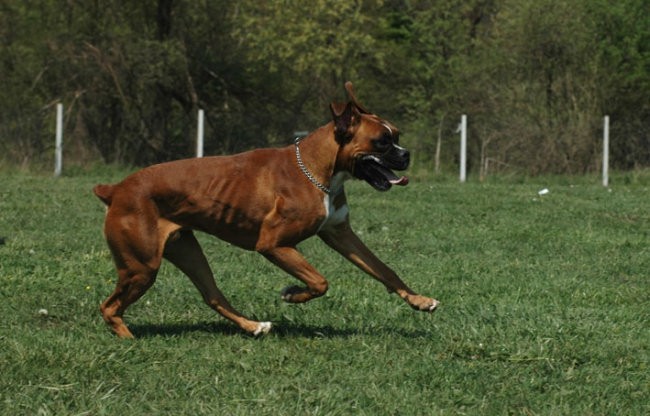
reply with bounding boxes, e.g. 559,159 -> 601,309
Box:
93,184 -> 114,206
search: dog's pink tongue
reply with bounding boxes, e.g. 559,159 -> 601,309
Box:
390,176 -> 409,186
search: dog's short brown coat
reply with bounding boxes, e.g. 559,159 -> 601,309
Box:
95,82 -> 438,338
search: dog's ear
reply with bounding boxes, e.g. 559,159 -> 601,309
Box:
330,101 -> 361,144
344,81 -> 370,114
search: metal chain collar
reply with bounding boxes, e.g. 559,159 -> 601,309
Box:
294,137 -> 330,194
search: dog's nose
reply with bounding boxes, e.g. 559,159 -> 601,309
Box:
396,146 -> 410,162
391,145 -> 410,169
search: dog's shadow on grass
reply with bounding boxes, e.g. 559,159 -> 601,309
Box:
130,320 -> 431,339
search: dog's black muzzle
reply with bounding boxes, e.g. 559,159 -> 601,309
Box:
354,145 -> 410,191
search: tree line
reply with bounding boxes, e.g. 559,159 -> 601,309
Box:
1,0 -> 648,175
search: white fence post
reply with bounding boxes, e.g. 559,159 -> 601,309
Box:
460,114 -> 467,183
602,115 -> 609,187
196,109 -> 204,158
54,103 -> 63,177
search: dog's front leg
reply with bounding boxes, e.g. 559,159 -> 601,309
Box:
260,247 -> 329,303
318,222 -> 439,312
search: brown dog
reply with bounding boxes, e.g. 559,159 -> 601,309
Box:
94,82 -> 438,338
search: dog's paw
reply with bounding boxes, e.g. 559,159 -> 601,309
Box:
425,298 -> 440,312
406,294 -> 439,312
253,321 -> 272,336
280,285 -> 305,303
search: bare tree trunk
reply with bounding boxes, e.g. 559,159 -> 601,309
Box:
157,0 -> 173,40
435,114 -> 444,174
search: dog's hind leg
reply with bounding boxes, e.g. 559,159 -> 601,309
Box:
101,264 -> 159,338
100,216 -> 162,338
163,230 -> 271,336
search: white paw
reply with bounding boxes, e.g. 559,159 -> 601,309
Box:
253,321 -> 272,336
428,299 -> 440,312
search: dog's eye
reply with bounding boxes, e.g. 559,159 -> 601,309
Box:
374,135 -> 392,151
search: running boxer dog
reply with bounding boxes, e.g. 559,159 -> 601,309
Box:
94,82 -> 438,338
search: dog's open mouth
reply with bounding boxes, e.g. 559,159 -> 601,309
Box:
354,155 -> 409,191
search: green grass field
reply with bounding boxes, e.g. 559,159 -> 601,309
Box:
1,169 -> 648,415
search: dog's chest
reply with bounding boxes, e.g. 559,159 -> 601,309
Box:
318,185 -> 349,231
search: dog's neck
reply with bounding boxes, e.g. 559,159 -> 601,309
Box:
295,136 -> 331,194
293,124 -> 342,194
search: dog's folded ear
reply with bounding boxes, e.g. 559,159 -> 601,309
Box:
344,81 -> 370,114
330,101 -> 360,144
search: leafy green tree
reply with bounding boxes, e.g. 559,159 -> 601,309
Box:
586,0 -> 650,169
0,0 -> 648,173
466,0 -> 606,174
231,0 -> 386,142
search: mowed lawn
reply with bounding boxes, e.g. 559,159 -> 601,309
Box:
0,169 -> 648,415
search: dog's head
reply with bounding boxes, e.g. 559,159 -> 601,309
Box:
330,82 -> 409,191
